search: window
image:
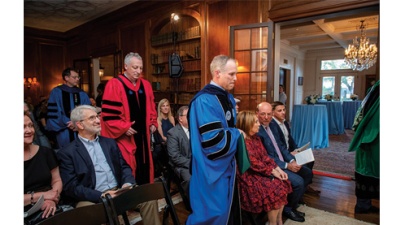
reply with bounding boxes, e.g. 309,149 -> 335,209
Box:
340,76 -> 355,100
322,76 -> 335,96
230,22 -> 273,111
321,74 -> 355,101
320,58 -> 356,101
321,59 -> 351,70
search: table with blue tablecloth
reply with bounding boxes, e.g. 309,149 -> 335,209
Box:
316,101 -> 345,134
342,100 -> 362,129
291,104 -> 329,149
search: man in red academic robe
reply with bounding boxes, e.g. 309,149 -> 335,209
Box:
101,52 -> 157,185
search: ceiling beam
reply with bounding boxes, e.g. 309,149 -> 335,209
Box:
313,19 -> 348,49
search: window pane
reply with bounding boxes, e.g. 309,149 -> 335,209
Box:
251,27 -> 268,49
251,50 -> 268,71
250,72 -> 267,94
322,76 -> 335,96
234,73 -> 250,94
235,29 -> 250,50
340,76 -> 354,100
321,59 -> 351,70
235,51 -> 251,72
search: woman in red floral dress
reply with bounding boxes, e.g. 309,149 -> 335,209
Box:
236,110 -> 292,225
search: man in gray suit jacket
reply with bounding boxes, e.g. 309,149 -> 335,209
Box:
167,106 -> 192,192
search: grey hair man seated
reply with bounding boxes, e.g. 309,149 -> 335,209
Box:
57,105 -> 161,225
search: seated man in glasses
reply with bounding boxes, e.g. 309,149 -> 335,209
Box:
57,105 -> 161,225
46,67 -> 91,149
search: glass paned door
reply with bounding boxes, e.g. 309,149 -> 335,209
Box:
321,74 -> 356,101
230,22 -> 273,111
322,76 -> 335,96
74,58 -> 92,96
340,76 -> 355,100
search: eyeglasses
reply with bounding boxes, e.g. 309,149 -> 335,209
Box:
69,75 -> 81,79
180,114 -> 187,117
80,114 -> 100,122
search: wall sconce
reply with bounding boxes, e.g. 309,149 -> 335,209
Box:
170,13 -> 180,50
99,64 -> 104,77
24,77 -> 38,89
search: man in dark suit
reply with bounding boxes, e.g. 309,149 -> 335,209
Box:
270,101 -> 320,194
256,102 -> 313,223
57,105 -> 161,225
167,106 -> 192,187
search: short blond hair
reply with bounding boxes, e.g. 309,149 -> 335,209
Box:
210,55 -> 237,77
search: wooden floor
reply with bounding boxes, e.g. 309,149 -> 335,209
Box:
156,174 -> 380,225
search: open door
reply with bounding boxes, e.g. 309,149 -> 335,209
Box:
229,21 -> 274,111
279,67 -> 291,121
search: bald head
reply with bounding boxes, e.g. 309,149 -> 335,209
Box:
256,102 -> 273,127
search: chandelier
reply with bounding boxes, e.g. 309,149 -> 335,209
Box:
344,20 -> 378,71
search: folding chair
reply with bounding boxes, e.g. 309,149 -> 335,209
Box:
36,199 -> 114,225
104,176 -> 180,225
163,161 -> 192,212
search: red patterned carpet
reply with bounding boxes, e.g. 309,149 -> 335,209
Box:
312,129 -> 355,179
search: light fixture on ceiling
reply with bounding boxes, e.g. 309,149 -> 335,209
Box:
344,20 -> 378,71
99,64 -> 104,77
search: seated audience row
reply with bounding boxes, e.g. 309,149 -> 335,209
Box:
236,110 -> 292,225
24,105 -> 161,225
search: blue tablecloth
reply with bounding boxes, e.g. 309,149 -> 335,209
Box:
316,101 -> 345,134
342,100 -> 362,129
291,104 -> 329,149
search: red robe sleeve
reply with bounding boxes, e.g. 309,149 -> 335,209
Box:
100,76 -> 132,139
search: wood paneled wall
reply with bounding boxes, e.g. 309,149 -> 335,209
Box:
24,32 -> 66,104
25,0 -> 259,104
24,0 -> 375,105
119,23 -> 146,65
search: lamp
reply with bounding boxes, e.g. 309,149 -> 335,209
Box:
24,76 -> 38,88
170,13 -> 179,23
99,64 -> 104,77
344,20 -> 378,71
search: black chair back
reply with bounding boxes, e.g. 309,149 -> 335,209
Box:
36,200 -> 114,225
104,176 -> 180,225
